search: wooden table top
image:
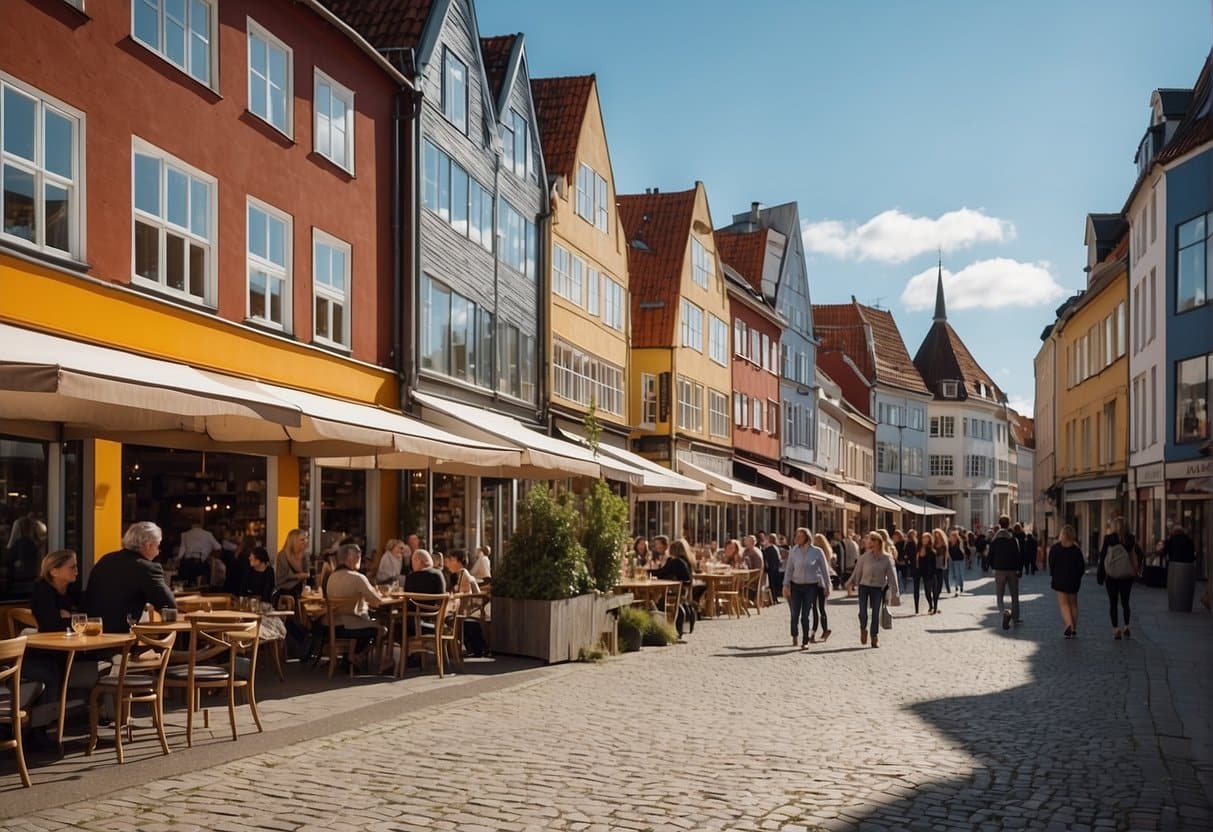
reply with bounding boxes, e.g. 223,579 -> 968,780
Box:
25,632 -> 135,651
614,578 -> 680,591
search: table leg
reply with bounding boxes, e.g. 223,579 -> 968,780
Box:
55,649 -> 77,748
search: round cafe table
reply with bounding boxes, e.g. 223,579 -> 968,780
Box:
24,631 -> 135,747
613,578 -> 679,612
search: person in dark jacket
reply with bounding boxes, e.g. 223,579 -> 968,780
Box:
987,515 -> 1022,630
1049,525 -> 1085,639
241,546 -> 277,602
760,532 -> 784,600
1098,517 -> 1141,640
84,521 -> 177,633
975,531 -> 990,571
652,538 -> 697,636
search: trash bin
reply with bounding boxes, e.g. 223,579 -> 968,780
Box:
1167,561 -> 1196,612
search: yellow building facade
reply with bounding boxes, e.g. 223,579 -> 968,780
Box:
1054,239 -> 1129,551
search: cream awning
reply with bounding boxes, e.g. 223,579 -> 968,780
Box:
676,459 -> 779,503
886,495 -> 955,517
554,429 -> 701,492
0,324 -> 301,438
736,460 -> 842,505
833,481 -> 902,512
413,391 -> 600,479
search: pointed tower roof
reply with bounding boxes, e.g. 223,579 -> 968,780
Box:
933,256 -> 947,323
913,298 -> 1005,404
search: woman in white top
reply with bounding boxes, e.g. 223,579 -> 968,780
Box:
843,532 -> 901,648
375,539 -> 406,583
469,545 -> 492,580
444,550 -> 487,656
782,528 -> 832,650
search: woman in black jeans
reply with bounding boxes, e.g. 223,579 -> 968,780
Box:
1098,517 -> 1141,640
652,538 -> 698,636
916,534 -> 938,614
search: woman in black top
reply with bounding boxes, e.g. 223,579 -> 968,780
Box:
1098,517 -> 1140,640
1048,525 -> 1085,639
241,546 -> 277,602
652,539 -> 697,636
917,535 -> 938,614
947,530 -> 967,596
30,549 -> 82,632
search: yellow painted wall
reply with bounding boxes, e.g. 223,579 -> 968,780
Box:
273,455 -> 301,553
547,78 -> 631,428
91,438 -> 124,557
378,472 -> 398,548
629,348 -> 673,437
0,254 -> 396,407
1056,262 -> 1129,480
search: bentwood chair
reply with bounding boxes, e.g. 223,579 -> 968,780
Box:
660,582 -> 683,626
4,607 -> 37,638
87,626 -> 176,764
315,598 -> 364,679
0,636 -> 32,787
397,593 -> 449,678
454,591 -> 492,658
164,615 -> 262,745
742,569 -> 763,616
715,574 -> 743,619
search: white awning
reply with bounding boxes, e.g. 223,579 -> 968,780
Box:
556,431 -> 703,492
0,324 -> 301,439
886,495 -> 955,517
833,481 -> 902,512
676,459 -> 779,503
735,459 -> 842,505
413,391 -> 600,479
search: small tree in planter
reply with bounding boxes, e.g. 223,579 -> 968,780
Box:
495,484 -> 593,601
580,404 -> 629,593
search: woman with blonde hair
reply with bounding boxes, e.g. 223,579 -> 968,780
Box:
928,529 -> 948,614
275,528 -> 311,596
1049,525 -> 1085,639
374,538 -> 406,583
721,538 -> 743,568
810,533 -> 836,642
782,528 -> 832,649
916,531 -> 939,614
844,531 -> 900,647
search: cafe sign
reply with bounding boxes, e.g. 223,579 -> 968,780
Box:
1165,458 -> 1213,480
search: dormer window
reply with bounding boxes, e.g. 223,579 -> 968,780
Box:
941,381 -> 959,399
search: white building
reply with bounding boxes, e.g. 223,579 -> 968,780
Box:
913,271 -> 1013,531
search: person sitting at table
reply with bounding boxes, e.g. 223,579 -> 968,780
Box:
373,538 -> 405,584
651,535 -> 670,567
85,521 -> 176,633
275,528 -> 311,598
740,535 -> 764,571
632,537 -> 651,567
651,538 -> 701,636
242,546 -> 277,602
443,550 -> 487,655
404,549 -> 447,595
223,534 -> 259,596
30,549 -> 82,633
323,543 -> 387,672
721,539 -> 743,568
469,545 -> 492,580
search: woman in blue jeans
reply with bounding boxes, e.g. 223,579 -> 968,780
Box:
844,532 -> 901,647
781,527 -> 832,650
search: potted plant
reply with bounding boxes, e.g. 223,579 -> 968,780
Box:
616,605 -> 648,652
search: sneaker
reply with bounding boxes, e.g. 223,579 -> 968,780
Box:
1002,611 -> 1011,630
860,629 -> 868,645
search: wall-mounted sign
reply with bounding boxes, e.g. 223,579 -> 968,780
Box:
658,372 -> 670,423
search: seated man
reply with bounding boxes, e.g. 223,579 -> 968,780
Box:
85,521 -> 177,633
402,549 -> 446,637
323,543 -> 387,671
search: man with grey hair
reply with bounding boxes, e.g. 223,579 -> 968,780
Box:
323,543 -> 387,671
85,521 -> 176,632
403,549 -> 446,596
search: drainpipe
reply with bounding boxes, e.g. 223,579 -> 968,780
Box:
537,184 -> 553,426
407,79 -> 424,405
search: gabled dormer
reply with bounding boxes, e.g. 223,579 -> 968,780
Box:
1136,87 -> 1194,180
1084,212 -> 1127,275
480,34 -> 544,188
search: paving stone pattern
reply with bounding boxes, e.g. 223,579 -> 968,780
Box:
3,571 -> 1210,832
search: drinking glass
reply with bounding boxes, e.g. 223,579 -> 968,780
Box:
84,617 -> 103,636
70,613 -> 87,636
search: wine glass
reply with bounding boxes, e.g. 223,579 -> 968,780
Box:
71,613 -> 87,636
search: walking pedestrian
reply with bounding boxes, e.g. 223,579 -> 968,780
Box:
975,529 -> 990,572
988,515 -> 1023,630
947,529 -> 966,595
760,533 -> 783,602
1024,527 -> 1039,576
892,529 -> 909,585
810,533 -> 836,642
1049,525 -> 1085,639
781,528 -> 831,650
843,531 -> 900,647
1098,517 -> 1141,640
842,530 -> 860,596
915,531 -> 936,614
930,529 -> 948,612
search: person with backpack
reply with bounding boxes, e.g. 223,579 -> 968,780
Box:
1098,517 -> 1141,640
988,515 -> 1023,630
1048,525 -> 1085,639
975,529 -> 990,572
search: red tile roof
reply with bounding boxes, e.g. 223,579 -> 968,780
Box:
812,301 -> 929,395
618,188 -> 698,349
1157,50 -> 1212,165
861,306 -> 931,396
480,34 -> 517,104
715,229 -> 767,295
817,350 -> 871,417
1009,409 -> 1035,449
530,75 -> 594,181
320,0 -> 434,52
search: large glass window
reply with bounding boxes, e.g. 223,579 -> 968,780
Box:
133,140 -> 214,303
552,340 -> 624,416
442,48 -> 468,134
708,315 -> 728,365
314,70 -> 354,172
1177,213 -> 1210,313
680,298 -> 703,351
450,292 -> 476,382
676,377 -> 703,433
497,324 -> 520,399
0,437 -> 48,600
502,109 -> 529,178
313,230 -> 350,348
423,141 -> 493,252
246,199 -> 290,330
132,0 -> 214,86
498,200 -> 536,278
247,20 -> 292,135
421,274 -> 452,374
552,244 -> 582,304
1,77 -> 82,258
1176,353 -> 1210,444
691,237 -> 712,288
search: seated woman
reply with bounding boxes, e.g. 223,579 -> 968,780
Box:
30,549 -> 82,633
443,550 -> 487,656
469,545 -> 492,581
242,547 -> 287,642
651,538 -> 700,636
721,539 -> 743,568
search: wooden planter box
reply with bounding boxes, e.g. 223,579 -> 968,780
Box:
493,593 -> 630,663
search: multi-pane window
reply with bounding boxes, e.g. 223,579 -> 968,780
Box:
902,447 -> 923,477
708,390 -> 729,437
1177,213 -> 1210,313
313,230 -> 350,348
442,48 -> 468,134
132,140 -> 214,303
575,163 -> 609,232
876,442 -> 899,474
552,244 -> 582,304
691,238 -> 712,288
1,77 -> 81,257
676,377 -> 703,433
586,268 -> 600,316
314,70 -> 354,172
132,0 -> 214,86
501,109 -> 529,178
734,319 -> 747,357
964,455 -> 992,478
423,141 -> 493,251
603,278 -> 624,330
1176,352 -> 1210,444
246,199 -> 290,330
680,299 -> 703,351
708,315 -> 728,365
247,20 -> 292,136
641,373 -> 657,426
496,323 -> 534,402
552,340 -> 624,416
421,273 -> 496,386
929,454 -> 954,477
908,407 -> 925,431
499,199 -> 537,278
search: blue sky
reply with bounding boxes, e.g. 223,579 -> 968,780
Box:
480,0 -> 1213,415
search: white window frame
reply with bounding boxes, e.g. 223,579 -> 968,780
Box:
130,136 -> 216,305
313,68 -> 355,173
312,228 -> 351,349
131,0 -> 217,89
246,18 -> 293,138
603,277 -> 624,330
442,47 -> 469,135
677,377 -> 703,433
708,390 -> 729,437
245,196 -> 292,331
0,73 -> 86,260
586,267 -> 600,316
641,373 -> 657,426
942,380 -> 958,398
708,315 -> 728,365
680,298 -> 703,351
691,237 -> 712,288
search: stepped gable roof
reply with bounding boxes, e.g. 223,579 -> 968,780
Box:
320,0 -> 434,52
715,229 -> 768,295
619,188 -> 698,348
913,319 -> 1004,403
530,75 -> 594,181
480,34 -> 517,104
1157,50 -> 1212,165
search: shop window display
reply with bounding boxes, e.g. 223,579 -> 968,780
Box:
0,437 -> 48,600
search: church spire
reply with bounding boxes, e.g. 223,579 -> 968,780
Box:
933,252 -> 947,323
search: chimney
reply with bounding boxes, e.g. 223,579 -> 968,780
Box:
653,187 -> 659,194
750,201 -> 760,223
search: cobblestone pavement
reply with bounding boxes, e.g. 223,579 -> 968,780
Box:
2,570 -> 1210,831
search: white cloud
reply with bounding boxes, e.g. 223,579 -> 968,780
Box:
802,208 -> 1014,264
901,258 -> 1066,312
1006,395 -> 1035,417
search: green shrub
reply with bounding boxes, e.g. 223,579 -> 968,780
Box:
642,617 -> 679,646
616,605 -> 648,653
616,605 -> 678,648
581,478 -> 628,593
578,644 -> 608,663
494,485 -> 594,600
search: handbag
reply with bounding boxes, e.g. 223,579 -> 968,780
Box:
880,604 -> 893,630
888,593 -> 901,607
